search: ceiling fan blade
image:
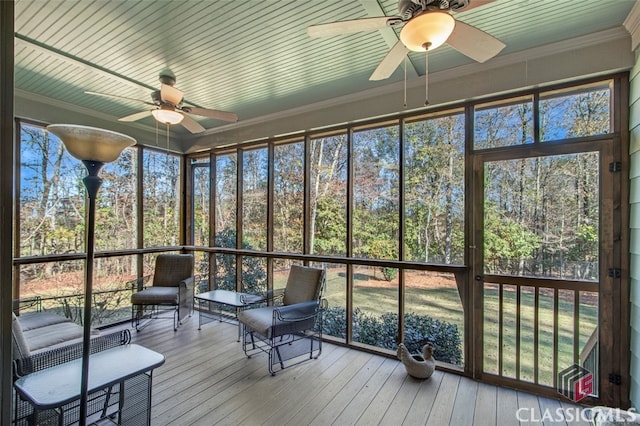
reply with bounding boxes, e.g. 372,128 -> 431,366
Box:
182,106 -> 238,123
369,41 -> 409,81
85,91 -> 154,105
118,110 -> 153,122
307,16 -> 402,38
160,84 -> 184,105
446,21 -> 505,63
179,113 -> 206,134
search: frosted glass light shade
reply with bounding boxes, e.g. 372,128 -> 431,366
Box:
152,108 -> 184,125
400,11 -> 455,52
47,124 -> 136,163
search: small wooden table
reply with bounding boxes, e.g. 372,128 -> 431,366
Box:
14,344 -> 164,426
195,289 -> 266,339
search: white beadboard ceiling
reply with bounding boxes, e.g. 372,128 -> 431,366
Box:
13,0 -> 637,148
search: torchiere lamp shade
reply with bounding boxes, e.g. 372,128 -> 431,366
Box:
47,124 -> 136,163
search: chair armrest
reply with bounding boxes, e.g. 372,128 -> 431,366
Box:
180,275 -> 195,287
179,276 -> 195,296
178,276 -> 196,320
273,300 -> 320,322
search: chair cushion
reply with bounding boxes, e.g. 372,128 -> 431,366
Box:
23,322 -> 85,352
131,286 -> 179,305
12,313 -> 31,360
17,311 -> 71,331
238,303 -> 318,339
283,265 -> 323,306
153,254 -> 194,287
238,307 -> 277,337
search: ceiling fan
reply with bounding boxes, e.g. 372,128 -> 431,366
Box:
86,69 -> 238,134
307,0 -> 505,82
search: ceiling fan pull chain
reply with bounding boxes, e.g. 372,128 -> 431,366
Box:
404,56 -> 408,108
166,123 -> 170,154
425,49 -> 430,106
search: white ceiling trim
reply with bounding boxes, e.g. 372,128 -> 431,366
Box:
624,0 -> 640,51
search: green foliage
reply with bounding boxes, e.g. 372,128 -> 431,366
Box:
213,228 -> 266,294
381,267 -> 397,282
484,204 -> 540,272
567,223 -> 598,261
314,196 -> 346,255
323,306 -> 462,365
365,239 -> 397,281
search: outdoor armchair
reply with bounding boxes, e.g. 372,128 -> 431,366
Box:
237,264 -> 326,375
130,254 -> 195,331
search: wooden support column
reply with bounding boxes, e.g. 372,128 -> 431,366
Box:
0,2 -> 15,424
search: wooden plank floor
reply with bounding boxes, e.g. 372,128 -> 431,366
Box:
124,318 -> 591,426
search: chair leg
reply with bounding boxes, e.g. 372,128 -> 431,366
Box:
132,305 -> 159,332
131,305 -> 143,331
173,307 -> 179,331
275,345 -> 285,371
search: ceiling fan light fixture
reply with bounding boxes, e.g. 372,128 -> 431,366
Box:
400,11 -> 455,52
152,108 -> 184,125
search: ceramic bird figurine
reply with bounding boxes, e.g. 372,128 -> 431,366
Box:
397,342 -> 436,379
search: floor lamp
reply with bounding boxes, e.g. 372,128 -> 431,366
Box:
46,124 -> 135,426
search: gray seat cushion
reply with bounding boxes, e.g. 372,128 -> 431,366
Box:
24,322 -> 85,352
238,302 -> 318,339
238,306 -> 277,337
18,311 -> 71,331
131,286 -> 179,305
12,313 -> 31,360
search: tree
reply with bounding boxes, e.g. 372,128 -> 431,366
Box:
404,114 -> 465,264
273,142 -> 304,253
309,135 -> 348,255
143,150 -> 180,249
352,125 -> 400,261
484,204 -> 540,274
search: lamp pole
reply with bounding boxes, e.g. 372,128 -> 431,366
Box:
78,160 -> 104,425
46,124 -> 135,426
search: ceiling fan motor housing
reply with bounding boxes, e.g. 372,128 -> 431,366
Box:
158,68 -> 177,86
399,0 -> 470,19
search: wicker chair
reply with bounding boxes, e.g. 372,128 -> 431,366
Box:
237,265 -> 326,375
131,254 -> 195,331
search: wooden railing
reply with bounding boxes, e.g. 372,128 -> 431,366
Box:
482,275 -> 599,394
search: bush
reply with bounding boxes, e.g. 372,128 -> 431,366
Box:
323,306 -> 462,365
381,267 -> 397,281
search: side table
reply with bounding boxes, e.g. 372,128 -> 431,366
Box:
195,289 -> 266,340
